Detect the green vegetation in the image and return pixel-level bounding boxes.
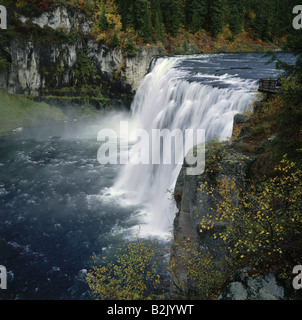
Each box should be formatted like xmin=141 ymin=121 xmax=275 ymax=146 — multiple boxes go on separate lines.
xmin=0 ymin=90 xmax=67 ymax=135
xmin=170 ymin=237 xmax=228 ymax=299
xmin=2 ymin=0 xmax=294 ymax=48
xmin=86 ymin=235 xmax=169 ymax=300
xmin=200 ymin=156 xmax=302 ymax=271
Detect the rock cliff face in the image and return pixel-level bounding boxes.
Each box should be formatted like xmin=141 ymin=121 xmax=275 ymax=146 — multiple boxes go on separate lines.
xmin=171 ymin=140 xmax=257 ymax=298
xmin=171 ymin=115 xmax=301 ymax=300
xmin=0 ymin=7 xmax=159 ymax=105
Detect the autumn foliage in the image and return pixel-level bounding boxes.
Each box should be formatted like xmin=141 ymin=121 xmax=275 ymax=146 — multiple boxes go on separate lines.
xmin=200 ymin=156 xmax=302 ymax=273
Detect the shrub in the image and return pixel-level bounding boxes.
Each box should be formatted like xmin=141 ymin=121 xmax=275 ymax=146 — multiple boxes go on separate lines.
xmin=199 ymin=155 xmax=302 ymax=274
xmin=170 ymin=237 xmax=228 ymax=299
xmin=124 ymin=36 xmax=137 ymax=57
xmin=86 ymin=236 xmax=169 ymax=300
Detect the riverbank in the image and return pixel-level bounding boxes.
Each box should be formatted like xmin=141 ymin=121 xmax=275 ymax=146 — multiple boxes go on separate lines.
xmin=150 ymin=29 xmax=282 ymax=56
xmin=0 ymin=90 xmax=67 ymax=136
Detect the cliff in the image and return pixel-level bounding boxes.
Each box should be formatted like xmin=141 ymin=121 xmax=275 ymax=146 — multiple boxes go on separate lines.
xmin=171 ymin=111 xmax=302 ymax=300
xmin=171 ymin=138 xmax=257 ymax=299
xmin=0 ymin=7 xmax=159 ymax=108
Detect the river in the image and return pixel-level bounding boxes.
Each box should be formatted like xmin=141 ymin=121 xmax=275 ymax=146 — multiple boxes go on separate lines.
xmin=0 ymin=52 xmax=294 ymax=300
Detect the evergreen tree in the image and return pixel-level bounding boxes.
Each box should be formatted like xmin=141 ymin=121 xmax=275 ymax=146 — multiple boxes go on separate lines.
xmin=154 ymin=10 xmax=165 ymax=41
xmin=161 ymin=0 xmax=185 ymax=36
xmin=270 ymin=30 xmax=302 ymax=161
xmin=275 ymin=0 xmax=292 ymax=36
xmin=125 ymin=36 xmax=137 ymax=57
xmin=151 ymin=0 xmax=165 ymax=41
xmin=252 ymin=0 xmax=279 ymax=41
xmin=229 ymin=4 xmax=242 ymax=36
xmin=111 ymin=32 xmax=119 ymax=47
xmin=102 ymin=0 xmax=293 ymax=45
xmin=100 ymin=2 xmax=108 ymax=31
xmin=208 ymin=0 xmax=227 ymax=38
xmin=188 ymin=0 xmax=207 ymax=34
xmin=151 ymin=0 xmax=162 ymax=24
xmin=118 ymin=0 xmax=135 ymax=31
xmin=134 ymin=0 xmax=152 ymax=42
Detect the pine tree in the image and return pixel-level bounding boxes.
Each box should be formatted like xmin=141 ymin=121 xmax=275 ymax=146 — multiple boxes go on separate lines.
xmin=229 ymin=4 xmax=242 ymax=36
xmin=100 ymin=2 xmax=108 ymax=31
xmin=209 ymin=0 xmax=227 ymax=38
xmin=111 ymin=31 xmax=119 ymax=47
xmin=252 ymin=0 xmax=283 ymax=41
xmin=161 ymin=0 xmax=185 ymax=36
xmin=125 ymin=36 xmax=137 ymax=57
xmin=151 ymin=0 xmax=165 ymax=41
xmin=118 ymin=0 xmax=135 ymax=31
xmin=189 ymin=0 xmax=207 ymax=34
xmin=134 ymin=0 xmax=152 ymax=42
xmin=154 ymin=10 xmax=165 ymax=41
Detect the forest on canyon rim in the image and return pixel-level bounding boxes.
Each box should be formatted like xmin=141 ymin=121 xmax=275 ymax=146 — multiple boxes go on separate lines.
xmin=0 ymin=0 xmax=297 ymax=52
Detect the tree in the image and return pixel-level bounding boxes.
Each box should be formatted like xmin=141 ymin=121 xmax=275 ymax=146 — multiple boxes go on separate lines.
xmin=133 ymin=0 xmax=152 ymax=42
xmin=161 ymin=0 xmax=185 ymax=36
xmin=86 ymin=236 xmax=168 ymax=300
xmin=229 ymin=4 xmax=242 ymax=36
xmin=125 ymin=36 xmax=137 ymax=57
xmin=154 ymin=9 xmax=165 ymax=41
xmin=252 ymin=0 xmax=279 ymax=41
xmin=99 ymin=2 xmax=108 ymax=31
xmin=151 ymin=0 xmax=165 ymax=41
xmin=199 ymin=156 xmax=302 ymax=272
xmin=188 ymin=0 xmax=207 ymax=34
xmin=118 ymin=0 xmax=132 ymax=30
xmin=270 ymin=30 xmax=302 ymax=161
xmin=208 ymin=0 xmax=227 ymax=38
xmin=111 ymin=31 xmax=119 ymax=47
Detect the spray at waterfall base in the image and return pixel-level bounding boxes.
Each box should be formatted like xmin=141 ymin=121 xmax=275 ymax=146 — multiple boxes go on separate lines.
xmin=97 ymin=121 xmax=205 ymax=176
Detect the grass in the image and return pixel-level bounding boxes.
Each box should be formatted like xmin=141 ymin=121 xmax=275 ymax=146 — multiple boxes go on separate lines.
xmin=0 ymin=90 xmax=67 ymax=136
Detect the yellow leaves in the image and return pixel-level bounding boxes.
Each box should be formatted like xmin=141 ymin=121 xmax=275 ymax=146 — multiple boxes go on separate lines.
xmin=86 ymin=235 xmax=168 ymax=300
xmin=198 ymin=154 xmax=302 ymax=268
xmin=106 ymin=12 xmax=122 ymax=32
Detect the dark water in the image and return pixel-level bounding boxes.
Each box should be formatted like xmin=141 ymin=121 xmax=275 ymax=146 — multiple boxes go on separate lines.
xmin=167 ymin=52 xmax=295 ymax=88
xmin=0 ymin=117 xmax=144 ymax=300
xmin=0 ymin=52 xmax=294 ymax=300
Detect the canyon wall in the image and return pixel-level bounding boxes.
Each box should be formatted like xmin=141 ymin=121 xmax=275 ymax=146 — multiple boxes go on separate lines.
xmin=0 ymin=7 xmax=159 ymax=106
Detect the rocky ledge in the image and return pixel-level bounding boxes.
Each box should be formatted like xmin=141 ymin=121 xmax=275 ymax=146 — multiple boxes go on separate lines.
xmin=0 ymin=7 xmax=159 ymax=107
xmin=171 ymin=113 xmax=302 ymax=300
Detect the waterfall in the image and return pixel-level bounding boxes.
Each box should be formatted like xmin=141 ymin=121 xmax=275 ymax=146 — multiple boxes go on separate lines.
xmin=110 ymin=55 xmax=257 ymax=237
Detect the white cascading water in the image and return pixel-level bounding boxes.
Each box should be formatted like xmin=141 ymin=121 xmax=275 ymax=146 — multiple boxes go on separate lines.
xmin=111 ymin=55 xmax=257 ymax=237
